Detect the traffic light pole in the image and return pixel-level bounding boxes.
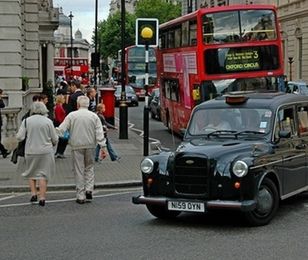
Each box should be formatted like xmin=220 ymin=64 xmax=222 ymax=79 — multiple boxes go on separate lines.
xmin=119 ymin=0 xmax=128 ymax=139
xmin=143 ymin=43 xmax=149 ymax=156
xmin=136 ymin=18 xmax=158 ymax=153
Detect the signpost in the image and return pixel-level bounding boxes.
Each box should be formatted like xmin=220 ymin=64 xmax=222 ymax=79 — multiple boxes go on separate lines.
xmin=136 ymin=18 xmax=158 ymax=156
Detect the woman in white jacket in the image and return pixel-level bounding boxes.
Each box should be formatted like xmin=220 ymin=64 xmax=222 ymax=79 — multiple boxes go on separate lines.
xmin=16 ymin=102 xmax=58 ymax=206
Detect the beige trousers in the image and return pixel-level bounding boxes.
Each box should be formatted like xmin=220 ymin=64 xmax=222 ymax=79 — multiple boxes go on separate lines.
xmin=71 ymin=148 xmax=95 ymax=200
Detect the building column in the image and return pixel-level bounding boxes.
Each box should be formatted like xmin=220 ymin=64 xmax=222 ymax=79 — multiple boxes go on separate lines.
xmin=47 ymin=42 xmax=55 ymax=85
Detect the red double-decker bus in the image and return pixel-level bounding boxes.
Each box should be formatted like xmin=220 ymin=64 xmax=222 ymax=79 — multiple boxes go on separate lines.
xmin=54 ymin=58 xmax=90 ymax=84
xmin=125 ymin=45 xmax=158 ymax=99
xmin=158 ymin=4 xmax=284 ymax=133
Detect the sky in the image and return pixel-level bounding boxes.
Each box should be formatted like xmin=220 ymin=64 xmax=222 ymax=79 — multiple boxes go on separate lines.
xmin=53 ymin=0 xmax=111 ymax=43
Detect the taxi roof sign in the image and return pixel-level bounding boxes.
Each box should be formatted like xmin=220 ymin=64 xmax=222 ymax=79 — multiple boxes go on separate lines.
xmin=225 ymin=95 xmax=249 ymax=104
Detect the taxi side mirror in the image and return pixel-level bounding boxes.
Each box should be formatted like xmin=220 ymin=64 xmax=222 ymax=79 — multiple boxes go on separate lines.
xmin=278 ymin=130 xmax=291 ymax=139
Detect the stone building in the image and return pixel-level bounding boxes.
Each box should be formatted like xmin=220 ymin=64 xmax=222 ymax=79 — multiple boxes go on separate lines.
xmin=109 ymin=0 xmax=137 ymax=15
xmin=54 ymin=9 xmax=90 ymax=83
xmin=0 ymin=0 xmax=59 ymax=149
xmin=109 ymin=0 xmax=181 ymax=15
xmin=182 ymin=0 xmax=308 ymax=82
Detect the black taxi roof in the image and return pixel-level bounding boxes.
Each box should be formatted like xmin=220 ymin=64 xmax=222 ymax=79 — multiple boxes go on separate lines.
xmin=196 ymin=92 xmax=308 ymax=110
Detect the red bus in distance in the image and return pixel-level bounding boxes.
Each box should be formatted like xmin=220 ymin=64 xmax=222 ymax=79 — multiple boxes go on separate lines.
xmin=157 ymin=4 xmax=284 ymax=134
xmin=125 ymin=45 xmax=158 ymax=99
xmin=54 ymin=57 xmax=90 ymax=85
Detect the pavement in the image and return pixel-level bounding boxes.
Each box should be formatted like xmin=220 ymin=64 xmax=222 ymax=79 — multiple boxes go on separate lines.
xmin=0 ymin=126 xmax=148 ymax=192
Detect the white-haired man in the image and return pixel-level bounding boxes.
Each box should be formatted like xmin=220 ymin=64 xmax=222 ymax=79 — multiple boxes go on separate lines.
xmin=56 ymin=95 xmax=106 ymax=204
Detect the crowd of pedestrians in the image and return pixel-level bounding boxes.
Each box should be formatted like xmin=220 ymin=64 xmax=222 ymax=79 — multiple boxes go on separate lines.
xmin=1 ymin=79 xmax=120 ymax=206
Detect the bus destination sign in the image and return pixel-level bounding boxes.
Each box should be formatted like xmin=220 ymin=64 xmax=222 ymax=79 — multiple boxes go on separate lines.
xmin=205 ymin=45 xmax=279 ymax=75
xmin=225 ymin=49 xmax=260 ymax=72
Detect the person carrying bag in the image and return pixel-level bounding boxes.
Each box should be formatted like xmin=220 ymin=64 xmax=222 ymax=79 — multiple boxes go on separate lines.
xmin=11 ymin=118 xmax=27 ymax=164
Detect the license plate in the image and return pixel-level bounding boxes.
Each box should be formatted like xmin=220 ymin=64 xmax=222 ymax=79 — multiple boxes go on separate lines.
xmin=167 ymin=200 xmax=205 ymax=213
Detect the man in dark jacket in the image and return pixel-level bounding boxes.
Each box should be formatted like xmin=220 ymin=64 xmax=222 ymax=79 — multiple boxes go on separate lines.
xmin=0 ymin=89 xmax=10 ymax=158
xmin=66 ymin=79 xmax=84 ymax=114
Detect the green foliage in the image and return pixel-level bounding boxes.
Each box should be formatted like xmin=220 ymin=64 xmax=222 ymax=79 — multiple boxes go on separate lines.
xmin=98 ymin=1 xmax=181 ymax=59
xmin=99 ymin=11 xmax=136 ymax=59
xmin=21 ymin=76 xmax=29 ymax=91
xmin=135 ymin=0 xmax=181 ymax=24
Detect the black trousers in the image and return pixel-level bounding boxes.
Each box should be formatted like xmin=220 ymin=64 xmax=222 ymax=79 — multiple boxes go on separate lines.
xmin=56 ymin=137 xmax=68 ymax=155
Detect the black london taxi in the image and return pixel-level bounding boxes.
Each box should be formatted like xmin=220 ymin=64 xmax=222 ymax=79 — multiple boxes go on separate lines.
xmin=133 ymin=92 xmax=308 ymax=226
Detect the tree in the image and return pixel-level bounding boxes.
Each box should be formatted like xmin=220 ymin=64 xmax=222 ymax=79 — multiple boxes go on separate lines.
xmin=135 ymin=0 xmax=181 ymax=24
xmin=98 ymin=1 xmax=181 ymax=59
xmin=99 ymin=11 xmax=136 ymax=59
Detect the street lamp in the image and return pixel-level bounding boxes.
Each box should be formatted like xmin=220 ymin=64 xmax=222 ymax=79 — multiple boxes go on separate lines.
xmin=119 ymin=0 xmax=128 ymax=139
xmin=94 ymin=0 xmax=98 ymax=85
xmin=69 ymin=11 xmax=74 ymax=78
xmin=288 ymin=57 xmax=294 ymax=81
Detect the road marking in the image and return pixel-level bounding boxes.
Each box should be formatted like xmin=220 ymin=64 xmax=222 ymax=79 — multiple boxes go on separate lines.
xmin=0 ymin=190 xmax=138 ymax=208
xmin=0 ymin=193 xmax=26 ymax=201
xmin=128 ymin=122 xmax=161 ymax=147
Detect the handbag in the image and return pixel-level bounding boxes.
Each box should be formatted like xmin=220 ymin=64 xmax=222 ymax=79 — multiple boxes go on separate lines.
xmin=15 ymin=139 xmax=26 ymax=157
xmin=15 ymin=118 xmax=27 ymax=157
xmin=11 ymin=119 xmax=27 ymax=164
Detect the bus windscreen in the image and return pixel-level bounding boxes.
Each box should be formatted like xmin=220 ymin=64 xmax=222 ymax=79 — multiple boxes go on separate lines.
xmin=203 ymin=10 xmax=276 ymax=43
xmin=204 ymin=45 xmax=280 ymax=74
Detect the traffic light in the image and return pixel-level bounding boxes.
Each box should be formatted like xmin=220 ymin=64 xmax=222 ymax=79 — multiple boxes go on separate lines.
xmin=91 ymin=52 xmax=100 ymax=68
xmin=136 ymin=18 xmax=159 ymax=47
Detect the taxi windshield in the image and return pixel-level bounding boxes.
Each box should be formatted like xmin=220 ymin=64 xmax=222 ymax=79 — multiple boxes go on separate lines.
xmin=188 ymin=108 xmax=272 ymax=136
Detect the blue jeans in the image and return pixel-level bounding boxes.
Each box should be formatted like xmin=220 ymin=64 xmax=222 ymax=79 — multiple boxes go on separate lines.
xmin=95 ymin=138 xmax=118 ymax=161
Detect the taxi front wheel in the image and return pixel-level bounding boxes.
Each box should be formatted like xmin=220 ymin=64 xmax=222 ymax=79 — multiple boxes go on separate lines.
xmin=244 ymin=178 xmax=279 ymax=226
xmin=146 ymin=204 xmax=181 ymax=219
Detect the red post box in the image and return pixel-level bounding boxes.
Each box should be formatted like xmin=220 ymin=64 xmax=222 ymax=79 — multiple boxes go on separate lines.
xmin=100 ymin=87 xmax=116 ymax=125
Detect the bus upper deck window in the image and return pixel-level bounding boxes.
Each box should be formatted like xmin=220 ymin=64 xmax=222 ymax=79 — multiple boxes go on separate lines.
xmin=203 ymin=15 xmax=214 ymax=43
xmin=189 ymin=21 xmax=197 ymax=46
xmin=168 ymin=30 xmax=175 ymax=48
xmin=182 ymin=21 xmax=189 ymax=46
xmin=241 ymin=10 xmax=276 ymax=41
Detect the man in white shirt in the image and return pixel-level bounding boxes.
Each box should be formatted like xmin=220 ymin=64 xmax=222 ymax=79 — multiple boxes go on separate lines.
xmin=56 ymin=96 xmax=106 ymax=204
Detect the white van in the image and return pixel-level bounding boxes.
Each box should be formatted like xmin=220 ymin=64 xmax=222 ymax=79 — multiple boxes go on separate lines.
xmin=287 ymin=81 xmax=308 ymax=95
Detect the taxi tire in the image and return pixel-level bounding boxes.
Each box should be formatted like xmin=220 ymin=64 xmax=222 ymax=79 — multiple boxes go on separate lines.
xmin=244 ymin=178 xmax=279 ymax=226
xmin=146 ymin=204 xmax=180 ymax=219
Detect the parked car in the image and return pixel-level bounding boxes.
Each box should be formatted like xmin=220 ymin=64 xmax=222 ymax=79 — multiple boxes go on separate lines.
xmin=133 ymin=92 xmax=308 ymax=226
xmin=114 ymin=85 xmax=138 ymax=107
xmin=149 ymin=89 xmax=161 ymax=120
xmin=286 ymin=81 xmax=308 ymax=95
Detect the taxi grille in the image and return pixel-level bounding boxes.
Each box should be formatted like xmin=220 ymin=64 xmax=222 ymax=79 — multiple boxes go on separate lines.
xmin=174 ymin=156 xmax=208 ymax=195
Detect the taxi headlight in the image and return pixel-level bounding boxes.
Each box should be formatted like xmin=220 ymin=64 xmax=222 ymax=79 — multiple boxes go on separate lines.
xmin=232 ymin=160 xmax=248 ymax=177
xmin=140 ymin=158 xmax=154 ymax=174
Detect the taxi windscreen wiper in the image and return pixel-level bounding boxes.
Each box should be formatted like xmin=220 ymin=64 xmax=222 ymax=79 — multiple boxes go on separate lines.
xmin=235 ymin=130 xmax=265 ymax=138
xmin=207 ymin=130 xmax=238 ymax=138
